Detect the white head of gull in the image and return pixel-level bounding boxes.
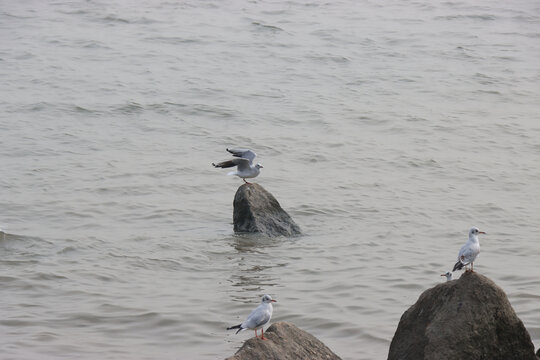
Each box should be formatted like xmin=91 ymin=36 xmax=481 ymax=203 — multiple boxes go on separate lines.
xmin=441 ymin=271 xmax=453 ymax=281
xmin=213 ymin=148 xmax=263 ymax=184
xmin=452 ymin=227 xmax=486 ymax=273
xmin=227 ymin=294 xmax=276 ymax=340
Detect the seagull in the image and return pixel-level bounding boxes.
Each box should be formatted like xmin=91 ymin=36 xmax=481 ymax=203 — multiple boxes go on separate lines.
xmin=452 ymin=227 xmax=486 ymax=272
xmin=212 ymin=148 xmax=263 ymax=184
xmin=227 ymin=294 xmax=276 ymax=340
xmin=441 ymin=271 xmax=453 ymax=281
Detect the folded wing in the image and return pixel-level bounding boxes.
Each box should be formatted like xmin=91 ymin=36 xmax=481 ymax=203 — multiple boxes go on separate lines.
xmin=243 ymin=305 xmax=271 ymax=329
xmin=457 ymin=242 xmax=479 ymax=265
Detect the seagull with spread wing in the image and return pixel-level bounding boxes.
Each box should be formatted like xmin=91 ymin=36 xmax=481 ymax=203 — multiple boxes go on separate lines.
xmin=212 ymin=148 xmax=263 ymax=184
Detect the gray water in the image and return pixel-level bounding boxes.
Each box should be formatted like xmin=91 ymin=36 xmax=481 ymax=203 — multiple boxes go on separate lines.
xmin=1 ymin=1 xmax=540 ymax=359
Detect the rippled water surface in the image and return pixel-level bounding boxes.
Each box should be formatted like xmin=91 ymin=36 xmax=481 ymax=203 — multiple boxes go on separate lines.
xmin=1 ymin=1 xmax=540 ymax=359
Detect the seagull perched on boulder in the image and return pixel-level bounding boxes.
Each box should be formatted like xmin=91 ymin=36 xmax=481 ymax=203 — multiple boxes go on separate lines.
xmin=212 ymin=148 xmax=263 ymax=184
xmin=452 ymin=227 xmax=486 ymax=272
xmin=227 ymin=294 xmax=276 ymax=340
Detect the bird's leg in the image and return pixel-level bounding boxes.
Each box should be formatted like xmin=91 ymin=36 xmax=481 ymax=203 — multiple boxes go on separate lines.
xmin=243 ymin=178 xmax=251 ymax=184
xmin=254 ymin=329 xmax=258 ymax=338
xmin=471 ymin=262 xmax=474 ymax=272
xmin=260 ymin=328 xmax=268 ymax=340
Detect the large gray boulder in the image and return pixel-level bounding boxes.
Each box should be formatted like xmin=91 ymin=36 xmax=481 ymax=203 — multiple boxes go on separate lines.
xmin=233 ymin=183 xmax=301 ymax=237
xmin=388 ymin=271 xmax=537 ymax=360
xmin=225 ymin=321 xmax=341 ymax=360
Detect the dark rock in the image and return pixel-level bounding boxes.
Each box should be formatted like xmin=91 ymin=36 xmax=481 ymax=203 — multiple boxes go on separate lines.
xmin=388 ymin=271 xmax=537 ymax=360
xmin=225 ymin=321 xmax=341 ymax=360
xmin=233 ymin=183 xmax=301 ymax=237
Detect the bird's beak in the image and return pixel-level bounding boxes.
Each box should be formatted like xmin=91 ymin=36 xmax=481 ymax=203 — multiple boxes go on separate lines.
xmin=440 ymin=274 xmax=446 ymax=276
xmin=271 ymin=299 xmax=277 ymax=302
xmin=479 ymin=231 xmax=486 ymax=234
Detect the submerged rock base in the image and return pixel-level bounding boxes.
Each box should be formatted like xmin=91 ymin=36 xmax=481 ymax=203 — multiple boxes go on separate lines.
xmin=233 ymin=183 xmax=301 ymax=237
xmin=225 ymin=321 xmax=341 ymax=360
xmin=388 ymin=271 xmax=537 ymax=360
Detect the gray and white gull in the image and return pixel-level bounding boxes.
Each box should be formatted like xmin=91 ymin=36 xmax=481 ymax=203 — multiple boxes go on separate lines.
xmin=452 ymin=227 xmax=486 ymax=272
xmin=227 ymin=294 xmax=276 ymax=340
xmin=213 ymin=148 xmax=263 ymax=184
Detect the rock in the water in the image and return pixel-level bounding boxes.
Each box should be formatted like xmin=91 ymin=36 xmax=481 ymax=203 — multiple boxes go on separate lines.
xmin=225 ymin=321 xmax=341 ymax=360
xmin=233 ymin=183 xmax=301 ymax=237
xmin=388 ymin=271 xmax=537 ymax=360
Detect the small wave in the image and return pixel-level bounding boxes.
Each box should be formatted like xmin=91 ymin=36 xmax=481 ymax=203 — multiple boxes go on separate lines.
xmin=473 ymin=89 xmax=503 ymax=95
xmin=72 ymin=105 xmax=98 ymax=114
xmin=31 ymin=272 xmax=69 ymax=281
xmin=113 ymin=102 xmax=144 ymax=114
xmin=189 ymin=104 xmax=240 ymax=118
xmin=307 ymin=53 xmax=351 ymax=64
xmin=435 ymin=14 xmax=496 ymax=21
xmin=0 ymin=319 xmax=34 ymax=327
xmin=31 ymin=331 xmax=59 ymax=342
xmin=57 ymin=246 xmax=78 ymax=254
xmin=511 ymin=292 xmax=540 ymax=300
xmin=251 ymin=21 xmax=284 ymax=32
xmin=143 ymin=36 xmax=198 ymax=44
xmin=102 ymin=15 xmax=130 ymax=24
xmin=407 ymin=158 xmax=441 ymax=169
xmin=0 ymin=275 xmax=19 ymax=283
xmin=73 ymin=39 xmax=111 ymax=50
xmin=0 ymin=259 xmax=40 ymax=266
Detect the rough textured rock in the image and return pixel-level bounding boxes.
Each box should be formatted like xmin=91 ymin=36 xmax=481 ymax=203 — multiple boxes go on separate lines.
xmin=388 ymin=271 xmax=537 ymax=360
xmin=225 ymin=321 xmax=341 ymax=360
xmin=233 ymin=183 xmax=301 ymax=237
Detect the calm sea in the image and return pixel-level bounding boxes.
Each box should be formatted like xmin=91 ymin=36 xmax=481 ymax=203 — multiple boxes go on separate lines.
xmin=1 ymin=0 xmax=539 ymax=359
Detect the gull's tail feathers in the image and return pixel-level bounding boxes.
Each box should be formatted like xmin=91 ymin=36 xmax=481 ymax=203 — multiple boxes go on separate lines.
xmin=226 ymin=324 xmax=243 ymax=334
xmin=452 ymin=261 xmax=464 ymax=272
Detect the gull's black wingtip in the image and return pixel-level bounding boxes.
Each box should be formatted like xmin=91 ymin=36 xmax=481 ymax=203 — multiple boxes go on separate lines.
xmin=452 ymin=261 xmax=463 ymax=272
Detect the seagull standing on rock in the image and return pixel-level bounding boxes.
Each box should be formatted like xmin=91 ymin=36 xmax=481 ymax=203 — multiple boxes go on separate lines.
xmin=452 ymin=227 xmax=486 ymax=272
xmin=212 ymin=148 xmax=263 ymax=184
xmin=227 ymin=294 xmax=276 ymax=340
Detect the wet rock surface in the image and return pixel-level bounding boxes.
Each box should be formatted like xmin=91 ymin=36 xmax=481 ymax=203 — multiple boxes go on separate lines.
xmin=388 ymin=271 xmax=537 ymax=360
xmin=225 ymin=321 xmax=341 ymax=360
xmin=233 ymin=183 xmax=301 ymax=237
